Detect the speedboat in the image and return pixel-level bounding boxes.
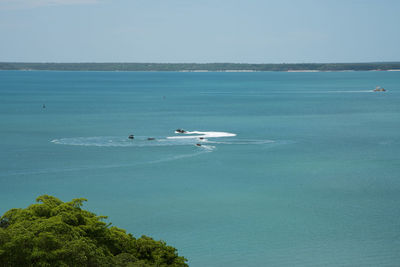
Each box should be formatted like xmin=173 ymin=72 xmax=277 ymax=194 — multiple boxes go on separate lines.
xmin=373 ymin=86 xmax=386 ymax=92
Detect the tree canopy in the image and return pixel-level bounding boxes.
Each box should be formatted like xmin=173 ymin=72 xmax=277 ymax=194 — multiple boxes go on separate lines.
xmin=0 ymin=195 xmax=188 ymax=267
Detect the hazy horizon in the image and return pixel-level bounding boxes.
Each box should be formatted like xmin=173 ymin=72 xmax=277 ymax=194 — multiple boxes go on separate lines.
xmin=2 ymin=61 xmax=400 ymax=64
xmin=1 ymin=0 xmax=399 ymax=63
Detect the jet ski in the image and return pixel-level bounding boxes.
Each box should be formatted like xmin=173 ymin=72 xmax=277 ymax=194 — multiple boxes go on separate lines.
xmin=175 ymin=129 xmax=187 ymax=134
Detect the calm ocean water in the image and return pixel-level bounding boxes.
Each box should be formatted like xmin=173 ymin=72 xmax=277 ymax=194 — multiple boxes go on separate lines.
xmin=1 ymin=70 xmax=400 ymax=266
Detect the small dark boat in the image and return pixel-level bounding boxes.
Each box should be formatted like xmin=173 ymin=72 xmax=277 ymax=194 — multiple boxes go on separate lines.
xmin=175 ymin=129 xmax=186 ymax=134
xmin=147 ymin=137 xmax=155 ymax=141
xmin=199 ymin=137 xmax=205 ymax=140
xmin=128 ymin=135 xmax=134 ymax=139
xmin=196 ymin=143 xmax=202 ymax=147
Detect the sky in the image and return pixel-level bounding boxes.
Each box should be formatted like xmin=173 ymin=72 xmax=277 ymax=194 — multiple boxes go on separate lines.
xmin=0 ymin=0 xmax=399 ymax=63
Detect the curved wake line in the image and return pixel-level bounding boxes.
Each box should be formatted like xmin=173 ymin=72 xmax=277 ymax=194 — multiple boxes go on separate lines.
xmin=51 ymin=132 xmax=277 ymax=149
xmin=50 ymin=137 xmax=170 ymax=147
xmin=50 ymin=130 xmax=279 ymax=153
xmin=15 ymin=130 xmax=284 ymax=177
xmin=0 ymin=150 xmax=211 ymax=177
xmin=50 ymin=136 xmax=218 ymax=148
xmin=51 ymin=131 xmax=237 ymax=147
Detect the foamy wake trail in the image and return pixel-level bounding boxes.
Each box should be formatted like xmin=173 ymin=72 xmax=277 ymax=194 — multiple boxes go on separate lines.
xmin=167 ymin=131 xmax=236 ymax=139
xmin=44 ymin=130 xmax=283 ymax=170
xmin=198 ymin=145 xmax=215 ymax=151
xmin=51 ymin=131 xmax=279 ymax=149
xmin=325 ymin=90 xmax=374 ymax=93
xmin=51 ymin=130 xmax=280 ymax=153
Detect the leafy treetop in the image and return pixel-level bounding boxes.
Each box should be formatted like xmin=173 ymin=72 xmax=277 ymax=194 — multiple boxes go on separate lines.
xmin=0 ymin=195 xmax=188 ymax=267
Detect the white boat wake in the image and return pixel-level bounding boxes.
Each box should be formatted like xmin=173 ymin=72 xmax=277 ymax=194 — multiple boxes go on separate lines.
xmin=50 ymin=130 xmax=279 ymax=166
xmin=5 ymin=133 xmax=286 ymax=177
xmin=167 ymin=131 xmax=236 ymax=140
xmin=51 ymin=130 xmax=277 ymax=148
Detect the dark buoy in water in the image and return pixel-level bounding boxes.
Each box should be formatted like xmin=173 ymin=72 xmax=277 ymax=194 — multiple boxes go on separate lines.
xmin=128 ymin=134 xmax=134 ymax=139
xmin=196 ymin=143 xmax=202 ymax=147
xmin=42 ymin=104 xmax=46 ymax=109
xmin=147 ymin=137 xmax=155 ymax=141
xmin=199 ymin=137 xmax=204 ymax=140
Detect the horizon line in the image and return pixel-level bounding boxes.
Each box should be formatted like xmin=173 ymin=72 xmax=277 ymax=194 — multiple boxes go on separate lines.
xmin=1 ymin=61 xmax=400 ymax=65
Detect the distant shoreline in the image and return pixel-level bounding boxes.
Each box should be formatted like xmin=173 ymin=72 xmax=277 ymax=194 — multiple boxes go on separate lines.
xmin=2 ymin=69 xmax=400 ymax=73
xmin=1 ymin=62 xmax=400 ymax=72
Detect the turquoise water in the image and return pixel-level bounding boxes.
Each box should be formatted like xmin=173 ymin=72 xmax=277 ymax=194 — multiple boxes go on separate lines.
xmin=1 ymin=71 xmax=400 ymax=266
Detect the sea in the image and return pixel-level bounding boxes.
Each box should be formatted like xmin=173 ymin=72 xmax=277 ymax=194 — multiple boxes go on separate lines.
xmin=0 ymin=70 xmax=399 ymax=266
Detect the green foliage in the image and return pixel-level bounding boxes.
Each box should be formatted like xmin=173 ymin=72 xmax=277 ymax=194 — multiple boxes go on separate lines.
xmin=0 ymin=195 xmax=188 ymax=267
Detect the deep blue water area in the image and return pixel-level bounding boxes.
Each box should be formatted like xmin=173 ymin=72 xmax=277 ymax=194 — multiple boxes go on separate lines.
xmin=1 ymin=71 xmax=400 ymax=266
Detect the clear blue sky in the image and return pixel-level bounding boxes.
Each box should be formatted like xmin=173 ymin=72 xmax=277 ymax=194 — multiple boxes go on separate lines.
xmin=0 ymin=0 xmax=399 ymax=63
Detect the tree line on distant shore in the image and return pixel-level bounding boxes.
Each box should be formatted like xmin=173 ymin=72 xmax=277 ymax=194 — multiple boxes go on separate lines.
xmin=1 ymin=62 xmax=400 ymax=72
xmin=0 ymin=195 xmax=188 ymax=267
